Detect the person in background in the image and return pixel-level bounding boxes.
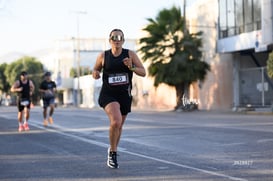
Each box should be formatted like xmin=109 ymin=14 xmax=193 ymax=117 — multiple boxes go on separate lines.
xmin=11 ymin=71 xmax=35 ymax=132
xmin=92 ymin=29 xmax=146 ymax=168
xmin=39 ymin=72 xmax=57 ymax=126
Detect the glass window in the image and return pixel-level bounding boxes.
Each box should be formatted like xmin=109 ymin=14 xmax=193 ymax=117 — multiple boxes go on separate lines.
xmin=244 ymin=0 xmax=253 ymax=32
xmin=218 ymin=0 xmax=261 ymax=39
xmin=219 ymin=0 xmax=227 ymax=38
xmin=235 ymin=0 xmax=244 ymax=34
xmin=253 ymin=0 xmax=261 ymax=30
xmin=227 ymin=1 xmax=235 ymax=36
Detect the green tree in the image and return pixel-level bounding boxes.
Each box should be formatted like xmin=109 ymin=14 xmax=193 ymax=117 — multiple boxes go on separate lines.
xmin=70 ymin=66 xmax=91 ymax=78
xmin=70 ymin=68 xmax=77 ymax=78
xmin=0 ymin=63 xmax=10 ymax=93
xmin=5 ymin=56 xmax=44 ymax=104
xmin=267 ymin=51 xmax=273 ymax=78
xmin=138 ymin=6 xmax=210 ymax=109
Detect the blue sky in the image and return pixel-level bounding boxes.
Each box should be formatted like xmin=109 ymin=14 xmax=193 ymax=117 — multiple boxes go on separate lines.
xmin=0 ymin=0 xmax=191 ymax=56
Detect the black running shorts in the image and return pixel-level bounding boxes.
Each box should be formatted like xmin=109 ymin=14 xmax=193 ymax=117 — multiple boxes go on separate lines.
xmin=98 ymin=91 xmax=132 ymax=115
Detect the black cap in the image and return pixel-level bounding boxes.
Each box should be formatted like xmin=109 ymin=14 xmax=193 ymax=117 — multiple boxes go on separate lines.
xmin=44 ymin=71 xmax=51 ymax=77
xmin=20 ymin=71 xmax=28 ymax=76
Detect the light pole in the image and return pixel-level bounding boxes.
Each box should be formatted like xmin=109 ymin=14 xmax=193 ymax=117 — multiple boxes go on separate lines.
xmin=183 ymin=0 xmax=188 ymax=97
xmin=73 ymin=10 xmax=87 ymax=106
xmin=183 ymin=0 xmax=187 ymax=34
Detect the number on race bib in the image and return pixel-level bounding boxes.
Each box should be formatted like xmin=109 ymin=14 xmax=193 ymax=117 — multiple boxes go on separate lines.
xmin=108 ymin=73 xmax=129 ymax=85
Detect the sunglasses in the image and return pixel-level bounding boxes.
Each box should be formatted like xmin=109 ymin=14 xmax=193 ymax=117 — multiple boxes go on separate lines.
xmin=110 ymin=35 xmax=123 ymax=41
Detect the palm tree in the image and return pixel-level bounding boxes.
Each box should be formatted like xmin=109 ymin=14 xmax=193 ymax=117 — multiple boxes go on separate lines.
xmin=267 ymin=51 xmax=273 ymax=78
xmin=138 ymin=6 xmax=210 ymax=109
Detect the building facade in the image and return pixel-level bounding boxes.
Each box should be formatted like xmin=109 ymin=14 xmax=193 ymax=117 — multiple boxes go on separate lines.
xmin=187 ymin=0 xmax=273 ymax=110
xmin=218 ymin=0 xmax=273 ymax=108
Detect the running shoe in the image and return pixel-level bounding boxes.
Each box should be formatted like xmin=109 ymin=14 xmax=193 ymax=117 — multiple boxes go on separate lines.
xmin=108 ymin=147 xmax=120 ymax=156
xmin=48 ymin=117 xmax=54 ymax=124
xmin=18 ymin=125 xmax=24 ymax=132
xmin=43 ymin=119 xmax=48 ymax=127
xmin=23 ymin=122 xmax=30 ymax=131
xmin=107 ymin=150 xmax=119 ymax=169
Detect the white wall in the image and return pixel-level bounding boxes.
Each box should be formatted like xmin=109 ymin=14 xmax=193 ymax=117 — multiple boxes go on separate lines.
xmin=217 ymin=31 xmax=261 ymax=53
xmin=74 ymin=75 xmax=102 ymax=108
xmin=187 ymin=0 xmax=234 ymax=110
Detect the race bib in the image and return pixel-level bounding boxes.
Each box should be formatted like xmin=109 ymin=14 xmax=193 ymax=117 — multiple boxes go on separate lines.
xmin=20 ymin=100 xmax=30 ymax=106
xmin=108 ymin=73 xmax=129 ymax=86
xmin=44 ymin=91 xmax=54 ymax=99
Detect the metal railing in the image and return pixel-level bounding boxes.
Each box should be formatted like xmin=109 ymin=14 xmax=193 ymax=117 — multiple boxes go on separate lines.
xmin=239 ymin=67 xmax=273 ymax=107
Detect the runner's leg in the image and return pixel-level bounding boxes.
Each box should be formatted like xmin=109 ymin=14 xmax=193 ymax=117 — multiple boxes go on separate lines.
xmin=117 ymin=115 xmax=126 ymax=146
xmin=104 ymin=102 xmax=122 ymax=152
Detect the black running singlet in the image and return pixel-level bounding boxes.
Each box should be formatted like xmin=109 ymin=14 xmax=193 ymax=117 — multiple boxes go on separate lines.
xmin=102 ymin=48 xmax=133 ymax=94
xmin=18 ymin=80 xmax=30 ymax=99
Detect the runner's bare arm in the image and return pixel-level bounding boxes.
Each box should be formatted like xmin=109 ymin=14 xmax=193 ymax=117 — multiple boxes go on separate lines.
xmin=128 ymin=50 xmax=146 ymax=77
xmin=29 ymin=80 xmax=35 ymax=96
xmin=92 ymin=52 xmax=104 ymax=79
xmin=10 ymin=81 xmax=22 ymax=92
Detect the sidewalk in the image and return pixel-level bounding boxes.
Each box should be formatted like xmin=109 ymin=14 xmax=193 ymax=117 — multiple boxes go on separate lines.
xmin=234 ymin=106 xmax=273 ymax=115
xmin=1 ymin=104 xmax=273 ymax=116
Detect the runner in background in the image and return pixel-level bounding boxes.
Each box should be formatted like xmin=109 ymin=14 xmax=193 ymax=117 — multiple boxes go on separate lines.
xmin=10 ymin=71 xmax=35 ymax=132
xmin=39 ymin=72 xmax=57 ymax=127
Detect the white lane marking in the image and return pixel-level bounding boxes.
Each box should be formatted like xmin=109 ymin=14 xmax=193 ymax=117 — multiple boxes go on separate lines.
xmin=29 ymin=122 xmax=247 ymax=181
xmin=121 ymin=150 xmax=247 ymax=181
xmin=257 ymin=138 xmax=273 ymax=143
xmin=0 ymin=114 xmax=14 ymax=120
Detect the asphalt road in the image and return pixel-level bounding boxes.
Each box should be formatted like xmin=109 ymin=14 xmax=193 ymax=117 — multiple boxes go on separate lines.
xmin=0 ymin=106 xmax=273 ymax=181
